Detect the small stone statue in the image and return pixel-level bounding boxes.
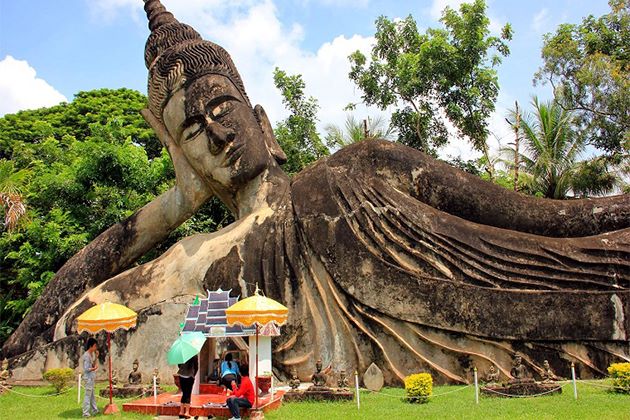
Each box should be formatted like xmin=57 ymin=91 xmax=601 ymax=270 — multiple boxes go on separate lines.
xmin=311 ymin=359 xmax=327 ymax=387
xmin=128 ymin=359 xmax=142 ymax=385
xmin=540 ymin=360 xmax=558 ymax=382
xmin=509 ymin=355 xmax=529 ymax=382
xmin=152 ymin=368 xmax=161 ymax=385
xmin=288 ymin=368 xmax=301 ymax=390
xmin=485 ymin=365 xmax=500 ymax=384
xmin=337 ymin=369 xmax=349 ymax=389
xmin=111 ymin=369 xmax=119 ymax=387
xmin=0 ymin=358 xmax=12 ymax=393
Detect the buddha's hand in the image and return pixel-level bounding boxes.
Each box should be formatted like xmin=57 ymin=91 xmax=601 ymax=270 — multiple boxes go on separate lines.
xmin=141 ymin=109 xmax=213 ymax=208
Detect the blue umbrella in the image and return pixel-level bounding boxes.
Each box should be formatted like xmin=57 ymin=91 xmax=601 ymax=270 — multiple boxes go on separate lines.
xmin=166 ymin=331 xmax=205 ymax=365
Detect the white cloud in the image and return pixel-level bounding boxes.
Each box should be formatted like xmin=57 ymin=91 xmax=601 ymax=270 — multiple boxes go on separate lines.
xmin=532 ymin=8 xmax=550 ymax=33
xmin=0 ymin=56 xmax=67 ymax=117
xmin=429 ymin=0 xmax=467 ymax=20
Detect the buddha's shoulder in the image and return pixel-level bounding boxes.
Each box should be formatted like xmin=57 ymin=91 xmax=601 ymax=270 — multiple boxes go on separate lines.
xmin=293 ymin=139 xmax=429 ymax=184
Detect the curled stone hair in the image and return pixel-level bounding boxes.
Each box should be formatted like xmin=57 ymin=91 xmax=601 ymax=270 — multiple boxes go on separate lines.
xmin=143 ymin=0 xmax=251 ymax=121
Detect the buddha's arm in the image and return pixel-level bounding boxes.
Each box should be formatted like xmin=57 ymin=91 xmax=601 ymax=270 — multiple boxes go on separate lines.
xmin=339 ymin=140 xmax=629 ymax=237
xmin=2 ymin=110 xmax=213 ymax=357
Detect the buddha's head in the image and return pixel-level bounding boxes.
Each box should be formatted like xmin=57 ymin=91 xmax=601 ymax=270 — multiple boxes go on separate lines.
xmin=143 ymin=0 xmax=286 ymax=197
xmin=133 ymin=359 xmax=139 ymax=371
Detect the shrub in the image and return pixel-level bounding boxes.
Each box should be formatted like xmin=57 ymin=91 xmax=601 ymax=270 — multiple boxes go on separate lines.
xmin=608 ymin=362 xmax=630 ymax=394
xmin=404 ymin=373 xmax=432 ymax=403
xmin=43 ymin=368 xmax=75 ymax=393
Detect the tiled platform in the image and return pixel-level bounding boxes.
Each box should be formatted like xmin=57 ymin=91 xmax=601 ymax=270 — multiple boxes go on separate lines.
xmin=122 ymin=389 xmax=285 ymax=417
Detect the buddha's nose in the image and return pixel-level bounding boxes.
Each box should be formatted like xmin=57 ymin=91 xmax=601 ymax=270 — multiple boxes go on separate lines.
xmin=205 ymin=119 xmax=235 ymax=155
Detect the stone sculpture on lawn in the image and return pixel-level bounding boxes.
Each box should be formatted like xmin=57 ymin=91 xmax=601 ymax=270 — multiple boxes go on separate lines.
xmin=3 ymin=0 xmax=629 ymax=386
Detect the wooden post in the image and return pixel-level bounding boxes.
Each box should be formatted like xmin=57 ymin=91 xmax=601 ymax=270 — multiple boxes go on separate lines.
xmin=103 ymin=331 xmax=119 ymax=414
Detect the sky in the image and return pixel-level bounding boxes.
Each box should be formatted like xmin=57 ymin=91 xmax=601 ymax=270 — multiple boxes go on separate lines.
xmin=0 ymin=0 xmax=612 ymax=160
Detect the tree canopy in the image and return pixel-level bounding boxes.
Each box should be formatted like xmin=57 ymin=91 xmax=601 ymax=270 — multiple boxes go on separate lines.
xmin=535 ymin=0 xmax=629 ymax=155
xmin=348 ymin=0 xmax=512 ymax=158
xmin=272 ymin=68 xmax=329 ymax=175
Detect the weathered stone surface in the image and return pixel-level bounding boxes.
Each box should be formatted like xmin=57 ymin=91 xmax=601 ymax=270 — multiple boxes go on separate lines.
xmin=363 ymin=363 xmax=384 ymax=392
xmin=3 ymin=0 xmax=629 ymax=387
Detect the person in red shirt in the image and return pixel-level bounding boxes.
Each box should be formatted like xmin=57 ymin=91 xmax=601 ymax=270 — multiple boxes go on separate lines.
xmin=227 ymin=363 xmax=255 ymax=420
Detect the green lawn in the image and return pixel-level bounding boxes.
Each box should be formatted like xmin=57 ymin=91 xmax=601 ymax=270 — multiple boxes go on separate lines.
xmin=1 ymin=381 xmax=628 ymax=419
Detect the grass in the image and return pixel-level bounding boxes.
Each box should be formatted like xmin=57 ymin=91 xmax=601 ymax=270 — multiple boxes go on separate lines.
xmin=1 ymin=381 xmax=628 ymax=419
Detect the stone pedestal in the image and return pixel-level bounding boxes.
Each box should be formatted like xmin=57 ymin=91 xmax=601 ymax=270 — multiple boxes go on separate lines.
xmin=99 ymin=385 xmax=154 ymax=398
xmin=283 ymin=388 xmax=354 ymax=402
xmin=481 ymin=380 xmax=562 ymax=397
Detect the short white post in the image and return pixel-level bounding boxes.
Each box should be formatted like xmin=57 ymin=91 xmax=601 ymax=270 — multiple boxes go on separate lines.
xmin=153 ymin=375 xmax=157 ymax=403
xmin=77 ymin=373 xmax=81 ymax=403
xmin=473 ymin=367 xmax=479 ymax=404
xmin=571 ymin=363 xmax=578 ymax=400
xmin=270 ymin=375 xmax=274 ymax=400
xmin=355 ymin=370 xmax=360 ymax=410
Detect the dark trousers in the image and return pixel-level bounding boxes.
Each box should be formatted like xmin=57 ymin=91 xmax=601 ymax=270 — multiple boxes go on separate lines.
xmin=227 ymin=397 xmax=252 ymax=418
xmin=179 ymin=376 xmax=195 ymax=404
xmin=221 ymin=373 xmax=237 ymax=389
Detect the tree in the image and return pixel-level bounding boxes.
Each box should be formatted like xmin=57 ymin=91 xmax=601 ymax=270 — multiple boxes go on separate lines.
xmin=535 ymin=0 xmax=629 ymax=155
xmin=501 ymin=97 xmax=618 ymax=199
xmin=272 ymin=68 xmax=329 ymax=175
xmin=325 ymin=114 xmax=395 ymax=149
xmin=348 ymin=0 xmax=512 ymax=163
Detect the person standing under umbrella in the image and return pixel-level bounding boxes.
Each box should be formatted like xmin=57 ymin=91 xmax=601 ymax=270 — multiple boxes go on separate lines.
xmin=82 ymin=337 xmax=99 ymax=417
xmin=177 ymin=354 xmax=198 ymax=419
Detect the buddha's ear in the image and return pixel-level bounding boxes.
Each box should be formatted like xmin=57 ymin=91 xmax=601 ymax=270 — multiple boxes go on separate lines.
xmin=254 ymin=104 xmax=287 ymax=164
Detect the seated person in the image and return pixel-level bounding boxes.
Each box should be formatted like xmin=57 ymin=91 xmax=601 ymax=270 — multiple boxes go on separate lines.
xmin=206 ymin=358 xmax=221 ymax=383
xmin=226 ymin=364 xmax=254 ymax=420
xmin=220 ymin=353 xmax=239 ymax=389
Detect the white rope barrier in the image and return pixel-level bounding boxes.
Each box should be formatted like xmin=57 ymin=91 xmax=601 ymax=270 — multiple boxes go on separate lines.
xmin=366 ymin=384 xmax=472 ymax=399
xmin=0 ymin=383 xmax=74 ymax=398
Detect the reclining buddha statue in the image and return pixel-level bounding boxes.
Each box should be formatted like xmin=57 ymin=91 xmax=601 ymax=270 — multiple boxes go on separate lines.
xmin=3 ymin=0 xmax=628 ymax=384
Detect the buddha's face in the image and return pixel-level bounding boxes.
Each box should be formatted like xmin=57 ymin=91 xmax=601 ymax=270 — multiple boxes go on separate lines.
xmin=163 ymin=74 xmax=272 ymax=192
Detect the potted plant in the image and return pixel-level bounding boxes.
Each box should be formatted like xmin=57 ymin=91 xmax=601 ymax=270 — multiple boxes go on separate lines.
xmin=256 ymin=371 xmax=272 ymax=395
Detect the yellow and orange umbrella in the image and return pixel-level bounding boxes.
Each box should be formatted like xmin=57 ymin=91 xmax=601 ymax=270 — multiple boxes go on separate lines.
xmin=77 ymin=302 xmax=137 ymax=415
xmin=226 ymin=285 xmax=288 ymax=409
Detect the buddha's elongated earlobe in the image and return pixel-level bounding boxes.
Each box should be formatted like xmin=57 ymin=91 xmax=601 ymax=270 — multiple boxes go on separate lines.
xmin=254 ymin=105 xmax=287 ymax=164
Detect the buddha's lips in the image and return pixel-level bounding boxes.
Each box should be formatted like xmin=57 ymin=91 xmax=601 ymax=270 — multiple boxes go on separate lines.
xmin=225 ymin=142 xmax=244 ymax=165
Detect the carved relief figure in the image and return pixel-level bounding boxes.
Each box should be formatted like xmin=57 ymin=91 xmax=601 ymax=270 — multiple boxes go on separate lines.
xmin=288 ymin=368 xmax=301 ymax=390
xmin=337 ymin=369 xmax=349 ymax=389
xmin=311 ymin=360 xmax=328 ymax=388
xmin=485 ymin=365 xmax=500 ymax=384
xmin=510 ymin=356 xmax=529 ymax=382
xmin=128 ymin=359 xmax=142 ymax=385
xmin=3 ymin=0 xmax=629 ymax=386
xmin=540 ymin=360 xmax=558 ymax=383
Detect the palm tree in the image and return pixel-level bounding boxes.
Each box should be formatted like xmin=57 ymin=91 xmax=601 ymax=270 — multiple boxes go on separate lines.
xmin=325 ymin=114 xmax=395 ymax=149
xmin=0 ymin=159 xmax=28 ymax=231
xmin=501 ymin=97 xmax=618 ymax=199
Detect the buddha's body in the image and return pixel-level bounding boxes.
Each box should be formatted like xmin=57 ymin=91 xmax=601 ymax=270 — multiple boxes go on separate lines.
xmin=3 ymin=0 xmax=629 ymax=385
